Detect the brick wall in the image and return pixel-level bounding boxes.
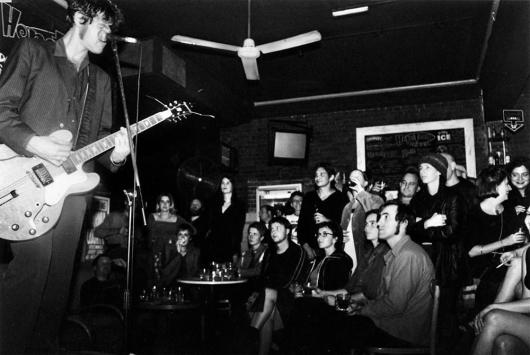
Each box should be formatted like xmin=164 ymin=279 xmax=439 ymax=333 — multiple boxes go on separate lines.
xmin=221 ymin=97 xmax=487 ymax=213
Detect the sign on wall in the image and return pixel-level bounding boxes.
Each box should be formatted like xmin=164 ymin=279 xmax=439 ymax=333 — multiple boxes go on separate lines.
xmin=0 ymin=2 xmax=64 ymax=74
xmin=356 ymin=118 xmax=476 ymax=189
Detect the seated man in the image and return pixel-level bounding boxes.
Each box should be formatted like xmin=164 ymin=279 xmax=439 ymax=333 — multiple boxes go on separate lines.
xmin=159 ymin=224 xmax=201 ymax=286
xmin=94 ymin=197 xmax=130 ymax=261
xmin=334 ymin=202 xmax=435 ymax=350
xmin=249 ymin=216 xmax=308 ymax=355
xmin=239 ymin=222 xmax=268 ymax=280
xmin=80 ymin=254 xmax=124 ymax=309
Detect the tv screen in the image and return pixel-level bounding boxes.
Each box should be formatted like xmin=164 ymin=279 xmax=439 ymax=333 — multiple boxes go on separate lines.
xmin=273 ymin=131 xmax=307 ymax=159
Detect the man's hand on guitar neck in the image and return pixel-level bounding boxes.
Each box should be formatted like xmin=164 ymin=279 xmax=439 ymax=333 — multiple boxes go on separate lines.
xmin=26 ymin=133 xmax=72 ymax=166
xmin=109 ymin=127 xmax=131 ymax=165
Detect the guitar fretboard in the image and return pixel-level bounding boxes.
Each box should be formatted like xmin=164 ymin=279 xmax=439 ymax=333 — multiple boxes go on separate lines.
xmin=68 ymin=108 xmax=175 ymax=166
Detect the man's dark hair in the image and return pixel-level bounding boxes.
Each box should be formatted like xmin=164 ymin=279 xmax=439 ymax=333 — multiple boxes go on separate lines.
xmin=176 ymin=223 xmax=195 ymax=237
xmin=289 ymin=191 xmax=303 ymax=201
xmin=477 ymin=166 xmax=508 ymax=201
xmin=316 ymin=221 xmax=344 ymax=251
xmin=270 ymin=216 xmax=292 ymax=232
xmin=92 ymin=253 xmax=111 ymax=267
xmin=402 ymin=166 xmax=420 ymax=181
xmin=261 ymin=205 xmax=274 ymax=214
xmin=382 ymin=201 xmax=415 ymax=230
xmin=66 ymin=0 xmax=123 ymax=28
xmin=248 ymin=221 xmax=268 ymax=238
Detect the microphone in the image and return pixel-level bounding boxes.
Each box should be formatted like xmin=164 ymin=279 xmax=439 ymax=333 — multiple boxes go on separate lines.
xmin=107 ymin=34 xmax=139 ymax=44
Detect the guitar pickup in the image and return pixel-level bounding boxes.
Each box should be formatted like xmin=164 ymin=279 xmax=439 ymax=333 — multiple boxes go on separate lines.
xmin=32 ymin=163 xmax=53 ymax=186
xmin=0 ymin=190 xmax=18 ymax=207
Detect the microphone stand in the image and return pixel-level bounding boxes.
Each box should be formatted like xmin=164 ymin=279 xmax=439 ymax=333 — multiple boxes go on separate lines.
xmin=110 ymin=39 xmax=146 ymax=353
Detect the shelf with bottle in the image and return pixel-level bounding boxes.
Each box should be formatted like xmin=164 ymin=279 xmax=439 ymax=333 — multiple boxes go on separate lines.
xmin=486 ymin=122 xmax=510 ymax=166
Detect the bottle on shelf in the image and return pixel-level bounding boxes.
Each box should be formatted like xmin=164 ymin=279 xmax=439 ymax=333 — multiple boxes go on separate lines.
xmin=495 ymin=151 xmax=502 ymax=166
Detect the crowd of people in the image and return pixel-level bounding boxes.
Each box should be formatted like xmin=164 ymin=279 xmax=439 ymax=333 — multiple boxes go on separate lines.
xmin=89 ymin=153 xmax=530 ymax=354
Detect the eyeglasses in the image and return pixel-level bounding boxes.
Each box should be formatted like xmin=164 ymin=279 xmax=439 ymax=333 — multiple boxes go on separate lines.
xmin=317 ymin=232 xmax=334 ymax=237
xmin=400 ymin=180 xmax=417 ymax=187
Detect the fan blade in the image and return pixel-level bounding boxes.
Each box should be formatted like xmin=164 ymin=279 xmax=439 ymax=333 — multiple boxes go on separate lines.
xmin=240 ymin=57 xmax=260 ymax=80
xmin=52 ymin=0 xmax=68 ymax=8
xmin=171 ymin=35 xmax=240 ymax=52
xmin=257 ymin=30 xmax=322 ymax=54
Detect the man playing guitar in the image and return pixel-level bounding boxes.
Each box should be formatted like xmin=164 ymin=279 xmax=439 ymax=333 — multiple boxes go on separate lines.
xmin=0 ymin=0 xmax=131 ymax=352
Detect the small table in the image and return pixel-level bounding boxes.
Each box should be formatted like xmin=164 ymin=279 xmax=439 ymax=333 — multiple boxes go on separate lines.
xmin=177 ymin=278 xmax=248 ymax=342
xmin=136 ymin=301 xmax=200 ymax=311
xmin=178 ymin=278 xmax=248 ymax=286
xmin=134 ymin=301 xmax=202 ymax=352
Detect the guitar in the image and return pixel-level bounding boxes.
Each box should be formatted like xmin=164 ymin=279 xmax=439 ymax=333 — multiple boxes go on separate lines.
xmin=0 ymin=101 xmax=191 ymax=241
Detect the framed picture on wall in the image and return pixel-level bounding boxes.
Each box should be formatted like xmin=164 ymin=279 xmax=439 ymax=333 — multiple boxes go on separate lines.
xmin=356 ymin=118 xmax=476 ymax=190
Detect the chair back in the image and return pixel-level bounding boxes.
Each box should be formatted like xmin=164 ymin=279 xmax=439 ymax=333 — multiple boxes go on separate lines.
xmin=430 ymin=282 xmax=441 ymax=355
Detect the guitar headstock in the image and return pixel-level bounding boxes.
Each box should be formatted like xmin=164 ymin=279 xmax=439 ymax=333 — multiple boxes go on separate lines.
xmin=167 ymin=101 xmax=193 ymax=122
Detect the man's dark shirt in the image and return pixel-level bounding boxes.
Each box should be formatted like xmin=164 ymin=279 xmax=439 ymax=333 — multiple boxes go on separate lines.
xmin=0 ymin=38 xmax=114 ymax=171
xmin=80 ymin=277 xmax=123 ymax=309
xmin=263 ymin=241 xmax=307 ymax=290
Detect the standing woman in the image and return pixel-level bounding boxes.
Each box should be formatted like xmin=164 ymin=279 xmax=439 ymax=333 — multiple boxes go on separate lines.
xmin=410 ymin=153 xmax=466 ymax=339
xmin=206 ymin=175 xmax=246 ymax=264
xmin=467 ymin=166 xmax=526 ymax=311
xmin=147 ymin=193 xmax=188 ymax=284
xmin=298 ymin=163 xmax=349 ymax=260
xmin=504 ymin=157 xmax=530 ymax=236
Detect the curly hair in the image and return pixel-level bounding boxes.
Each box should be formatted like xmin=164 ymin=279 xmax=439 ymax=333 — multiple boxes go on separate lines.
xmin=66 ymin=0 xmax=123 ymax=29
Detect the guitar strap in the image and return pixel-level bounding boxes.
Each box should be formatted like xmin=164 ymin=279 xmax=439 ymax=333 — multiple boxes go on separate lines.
xmin=73 ymin=64 xmax=96 ymax=149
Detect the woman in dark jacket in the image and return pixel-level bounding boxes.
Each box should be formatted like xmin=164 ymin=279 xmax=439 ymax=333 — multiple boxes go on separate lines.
xmin=305 ymin=221 xmax=352 ymax=291
xmin=289 ymin=221 xmax=352 ymax=354
xmin=410 ymin=153 xmax=467 ymax=288
xmin=205 ymin=175 xmax=246 ymax=264
xmin=410 ymin=153 xmax=466 ymax=342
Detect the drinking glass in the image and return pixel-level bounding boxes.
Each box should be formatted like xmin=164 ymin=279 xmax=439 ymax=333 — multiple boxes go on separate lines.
xmin=335 ymin=293 xmax=351 ymax=312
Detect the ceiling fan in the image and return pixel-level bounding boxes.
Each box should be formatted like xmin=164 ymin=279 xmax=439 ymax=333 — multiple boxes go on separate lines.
xmin=171 ymin=0 xmax=321 ymax=80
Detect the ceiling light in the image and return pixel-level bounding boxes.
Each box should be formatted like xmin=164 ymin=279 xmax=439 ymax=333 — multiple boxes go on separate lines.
xmin=332 ymin=6 xmax=369 ymax=17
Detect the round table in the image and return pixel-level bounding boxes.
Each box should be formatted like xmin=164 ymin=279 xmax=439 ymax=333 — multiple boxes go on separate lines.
xmin=136 ymin=301 xmax=200 ymax=311
xmin=178 ymin=278 xmax=248 ymax=286
xmin=177 ymin=277 xmax=248 ymax=342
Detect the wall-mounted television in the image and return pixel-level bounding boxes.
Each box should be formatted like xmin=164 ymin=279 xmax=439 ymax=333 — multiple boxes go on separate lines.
xmin=268 ymin=121 xmax=310 ymax=165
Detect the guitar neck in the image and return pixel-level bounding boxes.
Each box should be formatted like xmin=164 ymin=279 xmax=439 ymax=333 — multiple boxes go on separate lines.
xmin=68 ymin=108 xmax=174 ymax=166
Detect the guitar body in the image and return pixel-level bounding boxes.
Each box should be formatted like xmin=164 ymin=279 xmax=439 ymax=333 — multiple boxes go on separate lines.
xmin=0 ymin=144 xmax=99 ymax=241
xmin=0 ymin=103 xmax=190 ymax=241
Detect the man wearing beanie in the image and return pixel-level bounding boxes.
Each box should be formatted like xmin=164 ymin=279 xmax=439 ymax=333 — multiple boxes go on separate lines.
xmin=409 ymin=153 xmax=467 ymax=352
